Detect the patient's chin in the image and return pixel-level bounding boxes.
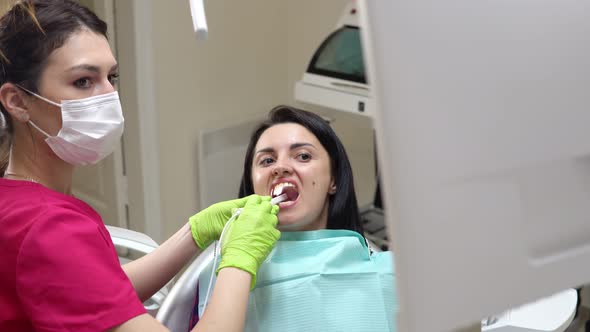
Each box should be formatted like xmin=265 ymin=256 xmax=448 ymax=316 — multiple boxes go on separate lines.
xmin=277 ymin=217 xmax=322 ymax=232
xmin=277 ymin=222 xmax=305 ymax=231
xmin=277 ymin=217 xmax=307 ymax=231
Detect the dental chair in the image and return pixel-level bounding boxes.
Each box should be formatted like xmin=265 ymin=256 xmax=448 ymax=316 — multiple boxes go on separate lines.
xmin=106 ymin=226 xmax=172 ymax=317
xmin=156 ymin=245 xmax=215 ymax=332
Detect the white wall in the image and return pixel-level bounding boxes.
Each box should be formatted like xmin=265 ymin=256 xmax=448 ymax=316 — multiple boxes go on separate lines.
xmin=150 ymin=0 xmax=288 ymax=238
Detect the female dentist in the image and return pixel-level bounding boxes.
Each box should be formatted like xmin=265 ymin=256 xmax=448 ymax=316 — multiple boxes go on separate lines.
xmin=0 ymin=1 xmax=278 ymax=331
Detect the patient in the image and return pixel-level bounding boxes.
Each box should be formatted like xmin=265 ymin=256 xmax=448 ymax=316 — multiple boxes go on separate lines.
xmin=193 ymin=105 xmax=396 ymax=331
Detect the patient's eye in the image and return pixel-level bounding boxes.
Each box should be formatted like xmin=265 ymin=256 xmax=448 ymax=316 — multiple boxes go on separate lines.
xmin=296 ymin=153 xmax=312 ymax=162
xmin=259 ymin=157 xmax=275 ymax=166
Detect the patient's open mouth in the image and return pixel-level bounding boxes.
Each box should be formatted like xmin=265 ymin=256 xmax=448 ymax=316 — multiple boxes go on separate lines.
xmin=271 ymin=182 xmax=299 ymax=202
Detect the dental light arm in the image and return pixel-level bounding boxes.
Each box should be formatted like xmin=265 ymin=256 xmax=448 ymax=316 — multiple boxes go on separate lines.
xmin=189 ymin=0 xmax=208 ymax=40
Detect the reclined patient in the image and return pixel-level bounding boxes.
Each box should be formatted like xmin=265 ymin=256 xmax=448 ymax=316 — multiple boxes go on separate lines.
xmin=192 ymin=105 xmax=397 ymax=332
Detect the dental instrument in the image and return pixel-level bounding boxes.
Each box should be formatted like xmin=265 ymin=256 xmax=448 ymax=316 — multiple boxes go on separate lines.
xmin=201 ymin=192 xmax=288 ymax=315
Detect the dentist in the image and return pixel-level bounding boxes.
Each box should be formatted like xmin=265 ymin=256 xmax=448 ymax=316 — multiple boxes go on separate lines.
xmin=0 ymin=1 xmax=278 ymax=331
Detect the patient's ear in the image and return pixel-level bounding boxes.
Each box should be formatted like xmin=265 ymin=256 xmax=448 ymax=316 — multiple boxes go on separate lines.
xmin=328 ymin=177 xmax=337 ymax=195
xmin=0 ymin=83 xmax=30 ymax=123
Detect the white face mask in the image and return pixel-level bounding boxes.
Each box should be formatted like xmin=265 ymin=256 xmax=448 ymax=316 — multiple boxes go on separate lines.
xmin=19 ymin=86 xmax=124 ymax=166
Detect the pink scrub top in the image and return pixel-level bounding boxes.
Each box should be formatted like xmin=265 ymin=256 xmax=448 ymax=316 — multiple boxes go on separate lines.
xmin=0 ymin=178 xmax=146 ymax=331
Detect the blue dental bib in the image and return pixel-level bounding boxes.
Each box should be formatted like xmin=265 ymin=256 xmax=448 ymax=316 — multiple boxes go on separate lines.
xmin=198 ymin=230 xmax=397 ymax=332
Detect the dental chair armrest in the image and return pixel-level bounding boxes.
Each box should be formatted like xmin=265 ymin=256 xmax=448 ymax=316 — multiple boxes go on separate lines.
xmin=106 ymin=225 xmax=159 ymax=255
xmin=156 ymin=245 xmax=215 ymax=332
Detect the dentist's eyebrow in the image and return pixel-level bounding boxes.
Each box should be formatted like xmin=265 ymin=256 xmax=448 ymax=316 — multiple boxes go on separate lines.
xmin=67 ymin=63 xmax=119 ymax=73
xmin=67 ymin=64 xmax=100 ymax=73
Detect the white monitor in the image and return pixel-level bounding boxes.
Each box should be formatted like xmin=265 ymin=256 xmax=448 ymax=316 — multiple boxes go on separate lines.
xmin=359 ymin=0 xmax=590 ymax=331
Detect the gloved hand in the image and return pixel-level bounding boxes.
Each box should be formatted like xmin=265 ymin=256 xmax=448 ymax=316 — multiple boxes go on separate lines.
xmin=188 ymin=196 xmax=251 ymax=249
xmin=217 ymin=195 xmax=280 ymax=289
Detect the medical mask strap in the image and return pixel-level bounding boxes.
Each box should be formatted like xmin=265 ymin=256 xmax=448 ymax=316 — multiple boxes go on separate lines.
xmin=27 ymin=120 xmax=52 ymax=139
xmin=15 ymin=84 xmax=62 ymax=107
xmin=0 ymin=110 xmax=6 ymax=128
xmin=13 ymin=85 xmax=58 ymax=139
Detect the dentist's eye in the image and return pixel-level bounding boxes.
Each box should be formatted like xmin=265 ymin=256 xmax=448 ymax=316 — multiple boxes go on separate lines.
xmin=108 ymin=73 xmax=120 ymax=86
xmin=297 ymin=153 xmax=312 ymax=162
xmin=73 ymin=77 xmax=92 ymax=89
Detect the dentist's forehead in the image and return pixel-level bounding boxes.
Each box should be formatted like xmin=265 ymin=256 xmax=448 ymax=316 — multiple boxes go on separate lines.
xmin=47 ymin=30 xmax=116 ymax=72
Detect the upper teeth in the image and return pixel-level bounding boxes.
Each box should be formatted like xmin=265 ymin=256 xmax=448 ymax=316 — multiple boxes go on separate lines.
xmin=272 ymin=182 xmax=295 ymax=196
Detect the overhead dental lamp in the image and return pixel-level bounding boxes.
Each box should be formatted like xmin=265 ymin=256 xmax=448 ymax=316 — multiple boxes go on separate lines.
xmin=294 ymin=1 xmax=371 ymax=116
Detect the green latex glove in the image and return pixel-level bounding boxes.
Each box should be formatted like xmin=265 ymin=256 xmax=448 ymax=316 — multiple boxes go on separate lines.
xmin=188 ymin=195 xmax=251 ymax=249
xmin=217 ymin=195 xmax=280 ymax=289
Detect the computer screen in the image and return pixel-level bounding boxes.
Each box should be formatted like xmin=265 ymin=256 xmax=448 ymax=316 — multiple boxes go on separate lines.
xmin=359 ymin=0 xmax=590 ymax=331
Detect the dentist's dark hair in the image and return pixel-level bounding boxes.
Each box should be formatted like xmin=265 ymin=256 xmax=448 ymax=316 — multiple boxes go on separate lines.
xmin=239 ymin=105 xmax=363 ymax=234
xmin=0 ymin=0 xmax=108 ymax=176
